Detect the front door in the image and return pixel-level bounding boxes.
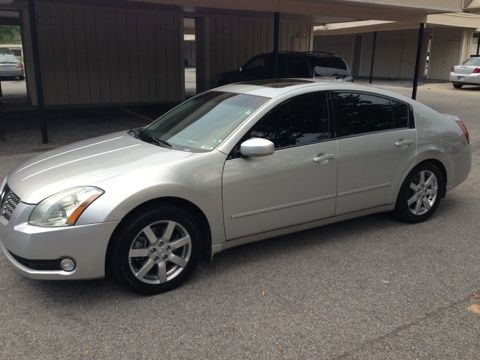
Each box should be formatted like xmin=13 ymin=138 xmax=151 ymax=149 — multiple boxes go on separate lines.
xmin=222 ymin=91 xmax=338 ymax=240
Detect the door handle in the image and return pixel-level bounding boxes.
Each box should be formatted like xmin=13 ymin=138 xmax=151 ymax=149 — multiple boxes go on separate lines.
xmin=313 ymin=153 xmax=336 ymax=164
xmin=395 ymin=139 xmax=413 ymax=147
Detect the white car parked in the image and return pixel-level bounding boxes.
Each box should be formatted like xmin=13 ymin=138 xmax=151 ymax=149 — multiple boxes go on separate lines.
xmin=450 ymin=57 xmax=480 ymax=88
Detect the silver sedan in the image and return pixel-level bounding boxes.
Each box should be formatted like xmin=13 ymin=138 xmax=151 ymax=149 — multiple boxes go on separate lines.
xmin=450 ymin=57 xmax=480 ymax=88
xmin=0 ymin=80 xmax=471 ymax=294
xmin=0 ymin=54 xmax=25 ymax=79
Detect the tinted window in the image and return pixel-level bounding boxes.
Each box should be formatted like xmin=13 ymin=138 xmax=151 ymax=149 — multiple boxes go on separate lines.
xmin=247 ymin=92 xmax=330 ymax=149
xmin=334 ymin=92 xmax=393 ymax=137
xmin=288 ymin=57 xmax=310 ymax=77
xmin=391 ymin=100 xmax=410 ymax=128
xmin=243 ymin=56 xmax=268 ymax=74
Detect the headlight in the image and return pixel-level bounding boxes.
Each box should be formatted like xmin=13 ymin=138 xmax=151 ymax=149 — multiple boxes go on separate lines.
xmin=29 ymin=187 xmax=104 ymax=227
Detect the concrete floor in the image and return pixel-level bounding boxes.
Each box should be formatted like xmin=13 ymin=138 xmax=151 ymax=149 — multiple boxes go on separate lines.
xmin=0 ymin=81 xmax=479 ymax=360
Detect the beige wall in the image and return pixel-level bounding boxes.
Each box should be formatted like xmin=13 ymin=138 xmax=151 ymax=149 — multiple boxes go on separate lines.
xmin=314 ymin=29 xmax=426 ymax=80
xmin=428 ymin=28 xmax=474 ymax=80
xmin=22 ymin=1 xmax=313 ymax=106
xmin=202 ymin=15 xmax=312 ymax=89
xmin=313 ymin=34 xmax=354 ymax=67
xmin=35 ymin=2 xmax=184 ymax=106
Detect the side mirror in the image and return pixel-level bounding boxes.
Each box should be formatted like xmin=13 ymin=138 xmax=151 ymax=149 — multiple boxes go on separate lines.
xmin=240 ymin=138 xmax=275 ymax=157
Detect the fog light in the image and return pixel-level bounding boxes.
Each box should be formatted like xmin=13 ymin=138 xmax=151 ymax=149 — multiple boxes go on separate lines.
xmin=60 ymin=258 xmax=76 ymax=272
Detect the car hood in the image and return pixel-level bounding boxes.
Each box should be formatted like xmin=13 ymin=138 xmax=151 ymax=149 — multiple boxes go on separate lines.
xmin=7 ymin=131 xmax=193 ymax=204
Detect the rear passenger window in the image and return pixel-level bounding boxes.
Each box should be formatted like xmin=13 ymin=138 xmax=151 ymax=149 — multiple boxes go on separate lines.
xmin=248 ymin=92 xmax=330 ymax=149
xmin=391 ymin=100 xmax=410 ymax=128
xmin=334 ymin=92 xmax=394 ymax=137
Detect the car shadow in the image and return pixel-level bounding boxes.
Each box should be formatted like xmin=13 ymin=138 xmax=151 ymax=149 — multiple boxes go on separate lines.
xmin=458 ymin=86 xmax=480 ymax=92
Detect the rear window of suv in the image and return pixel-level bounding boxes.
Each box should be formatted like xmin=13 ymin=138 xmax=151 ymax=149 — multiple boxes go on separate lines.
xmin=311 ymin=56 xmax=347 ymax=70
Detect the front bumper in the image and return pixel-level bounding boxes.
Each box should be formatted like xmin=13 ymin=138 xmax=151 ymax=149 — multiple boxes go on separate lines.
xmin=450 ymin=72 xmax=480 ymax=85
xmin=0 ymin=202 xmax=119 ymax=280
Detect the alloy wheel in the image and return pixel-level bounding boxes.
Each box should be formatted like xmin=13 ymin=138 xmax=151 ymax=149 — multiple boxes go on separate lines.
xmin=128 ymin=220 xmax=192 ymax=285
xmin=407 ymin=170 xmax=438 ymax=216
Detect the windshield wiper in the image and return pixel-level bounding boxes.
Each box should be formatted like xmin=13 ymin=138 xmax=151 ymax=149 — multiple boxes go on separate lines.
xmin=149 ymin=136 xmax=172 ymax=148
xmin=135 ymin=129 xmax=172 ymax=148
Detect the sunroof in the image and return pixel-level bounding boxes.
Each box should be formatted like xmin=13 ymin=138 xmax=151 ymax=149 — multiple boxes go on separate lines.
xmin=237 ymin=79 xmax=314 ymax=88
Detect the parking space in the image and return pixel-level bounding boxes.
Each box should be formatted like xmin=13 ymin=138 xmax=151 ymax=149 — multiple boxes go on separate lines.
xmin=0 ymin=81 xmax=479 ymax=359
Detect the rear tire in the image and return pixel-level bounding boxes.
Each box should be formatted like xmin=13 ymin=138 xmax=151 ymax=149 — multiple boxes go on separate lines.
xmin=108 ymin=204 xmax=202 ymax=295
xmin=453 ymin=83 xmax=463 ymax=89
xmin=393 ymin=163 xmax=444 ymax=223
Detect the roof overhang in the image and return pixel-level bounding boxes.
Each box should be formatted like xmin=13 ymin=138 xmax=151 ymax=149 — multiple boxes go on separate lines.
xmin=127 ymin=0 xmax=463 ymax=24
xmin=314 ymin=12 xmax=480 ymax=36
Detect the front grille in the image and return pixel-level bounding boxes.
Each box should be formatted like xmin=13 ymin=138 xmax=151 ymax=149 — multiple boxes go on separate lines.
xmin=0 ymin=185 xmax=21 ymax=221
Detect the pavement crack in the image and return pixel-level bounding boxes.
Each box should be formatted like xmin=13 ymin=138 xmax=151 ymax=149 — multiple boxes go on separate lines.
xmin=330 ymin=294 xmax=473 ymax=360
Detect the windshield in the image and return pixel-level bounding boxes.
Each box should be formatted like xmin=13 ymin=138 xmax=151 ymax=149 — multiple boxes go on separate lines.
xmin=140 ymin=91 xmax=269 ymax=152
xmin=463 ymin=57 xmax=480 ymax=66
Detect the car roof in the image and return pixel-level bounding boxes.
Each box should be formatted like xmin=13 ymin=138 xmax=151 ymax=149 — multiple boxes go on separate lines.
xmin=254 ymin=51 xmax=339 ymax=58
xmin=215 ymin=79 xmax=415 ymax=104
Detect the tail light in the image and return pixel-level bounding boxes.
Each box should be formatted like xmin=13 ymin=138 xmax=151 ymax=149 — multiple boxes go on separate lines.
xmin=473 ymin=68 xmax=480 ymax=74
xmin=15 ymin=63 xmax=23 ymax=69
xmin=455 ymin=119 xmax=470 ymax=144
xmin=451 ymin=66 xmax=455 ymax=72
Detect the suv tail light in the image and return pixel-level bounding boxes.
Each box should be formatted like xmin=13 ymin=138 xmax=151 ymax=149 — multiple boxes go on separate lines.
xmin=455 ymin=119 xmax=470 ymax=144
xmin=473 ymin=68 xmax=480 ymax=74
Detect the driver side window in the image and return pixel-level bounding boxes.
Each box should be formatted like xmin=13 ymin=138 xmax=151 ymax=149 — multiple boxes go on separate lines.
xmin=246 ymin=92 xmax=330 ymax=149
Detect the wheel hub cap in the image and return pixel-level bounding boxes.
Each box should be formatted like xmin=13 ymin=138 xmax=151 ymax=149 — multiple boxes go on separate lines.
xmin=128 ymin=220 xmax=192 ymax=285
xmin=407 ymin=170 xmax=438 ymax=216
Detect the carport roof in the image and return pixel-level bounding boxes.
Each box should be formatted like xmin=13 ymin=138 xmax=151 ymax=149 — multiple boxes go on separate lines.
xmin=128 ymin=0 xmax=464 ymax=23
xmin=314 ymin=12 xmax=480 ymax=36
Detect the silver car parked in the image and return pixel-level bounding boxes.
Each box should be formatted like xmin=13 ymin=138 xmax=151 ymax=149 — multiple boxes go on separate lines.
xmin=0 ymin=80 xmax=471 ymax=294
xmin=450 ymin=57 xmax=480 ymax=88
xmin=0 ymin=54 xmax=25 ymax=80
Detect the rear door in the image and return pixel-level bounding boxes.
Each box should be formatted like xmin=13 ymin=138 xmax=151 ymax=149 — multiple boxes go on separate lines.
xmin=333 ymin=92 xmax=417 ymax=215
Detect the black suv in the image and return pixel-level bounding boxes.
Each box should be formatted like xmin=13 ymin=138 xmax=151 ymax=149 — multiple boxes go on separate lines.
xmin=216 ymin=52 xmax=352 ymax=86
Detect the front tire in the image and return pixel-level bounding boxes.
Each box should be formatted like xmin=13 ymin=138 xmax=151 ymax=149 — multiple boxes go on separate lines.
xmin=109 ymin=204 xmax=201 ymax=295
xmin=393 ymin=163 xmax=444 ymax=223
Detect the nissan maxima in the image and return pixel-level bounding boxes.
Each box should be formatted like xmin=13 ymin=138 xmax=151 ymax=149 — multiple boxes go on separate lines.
xmin=0 ymin=79 xmax=471 ymax=294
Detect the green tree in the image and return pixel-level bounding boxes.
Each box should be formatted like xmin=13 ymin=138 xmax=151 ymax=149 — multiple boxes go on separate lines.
xmin=0 ymin=26 xmax=21 ymax=44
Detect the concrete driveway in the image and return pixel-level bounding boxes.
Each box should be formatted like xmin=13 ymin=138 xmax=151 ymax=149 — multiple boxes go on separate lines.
xmin=0 ymin=82 xmax=479 ymax=360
